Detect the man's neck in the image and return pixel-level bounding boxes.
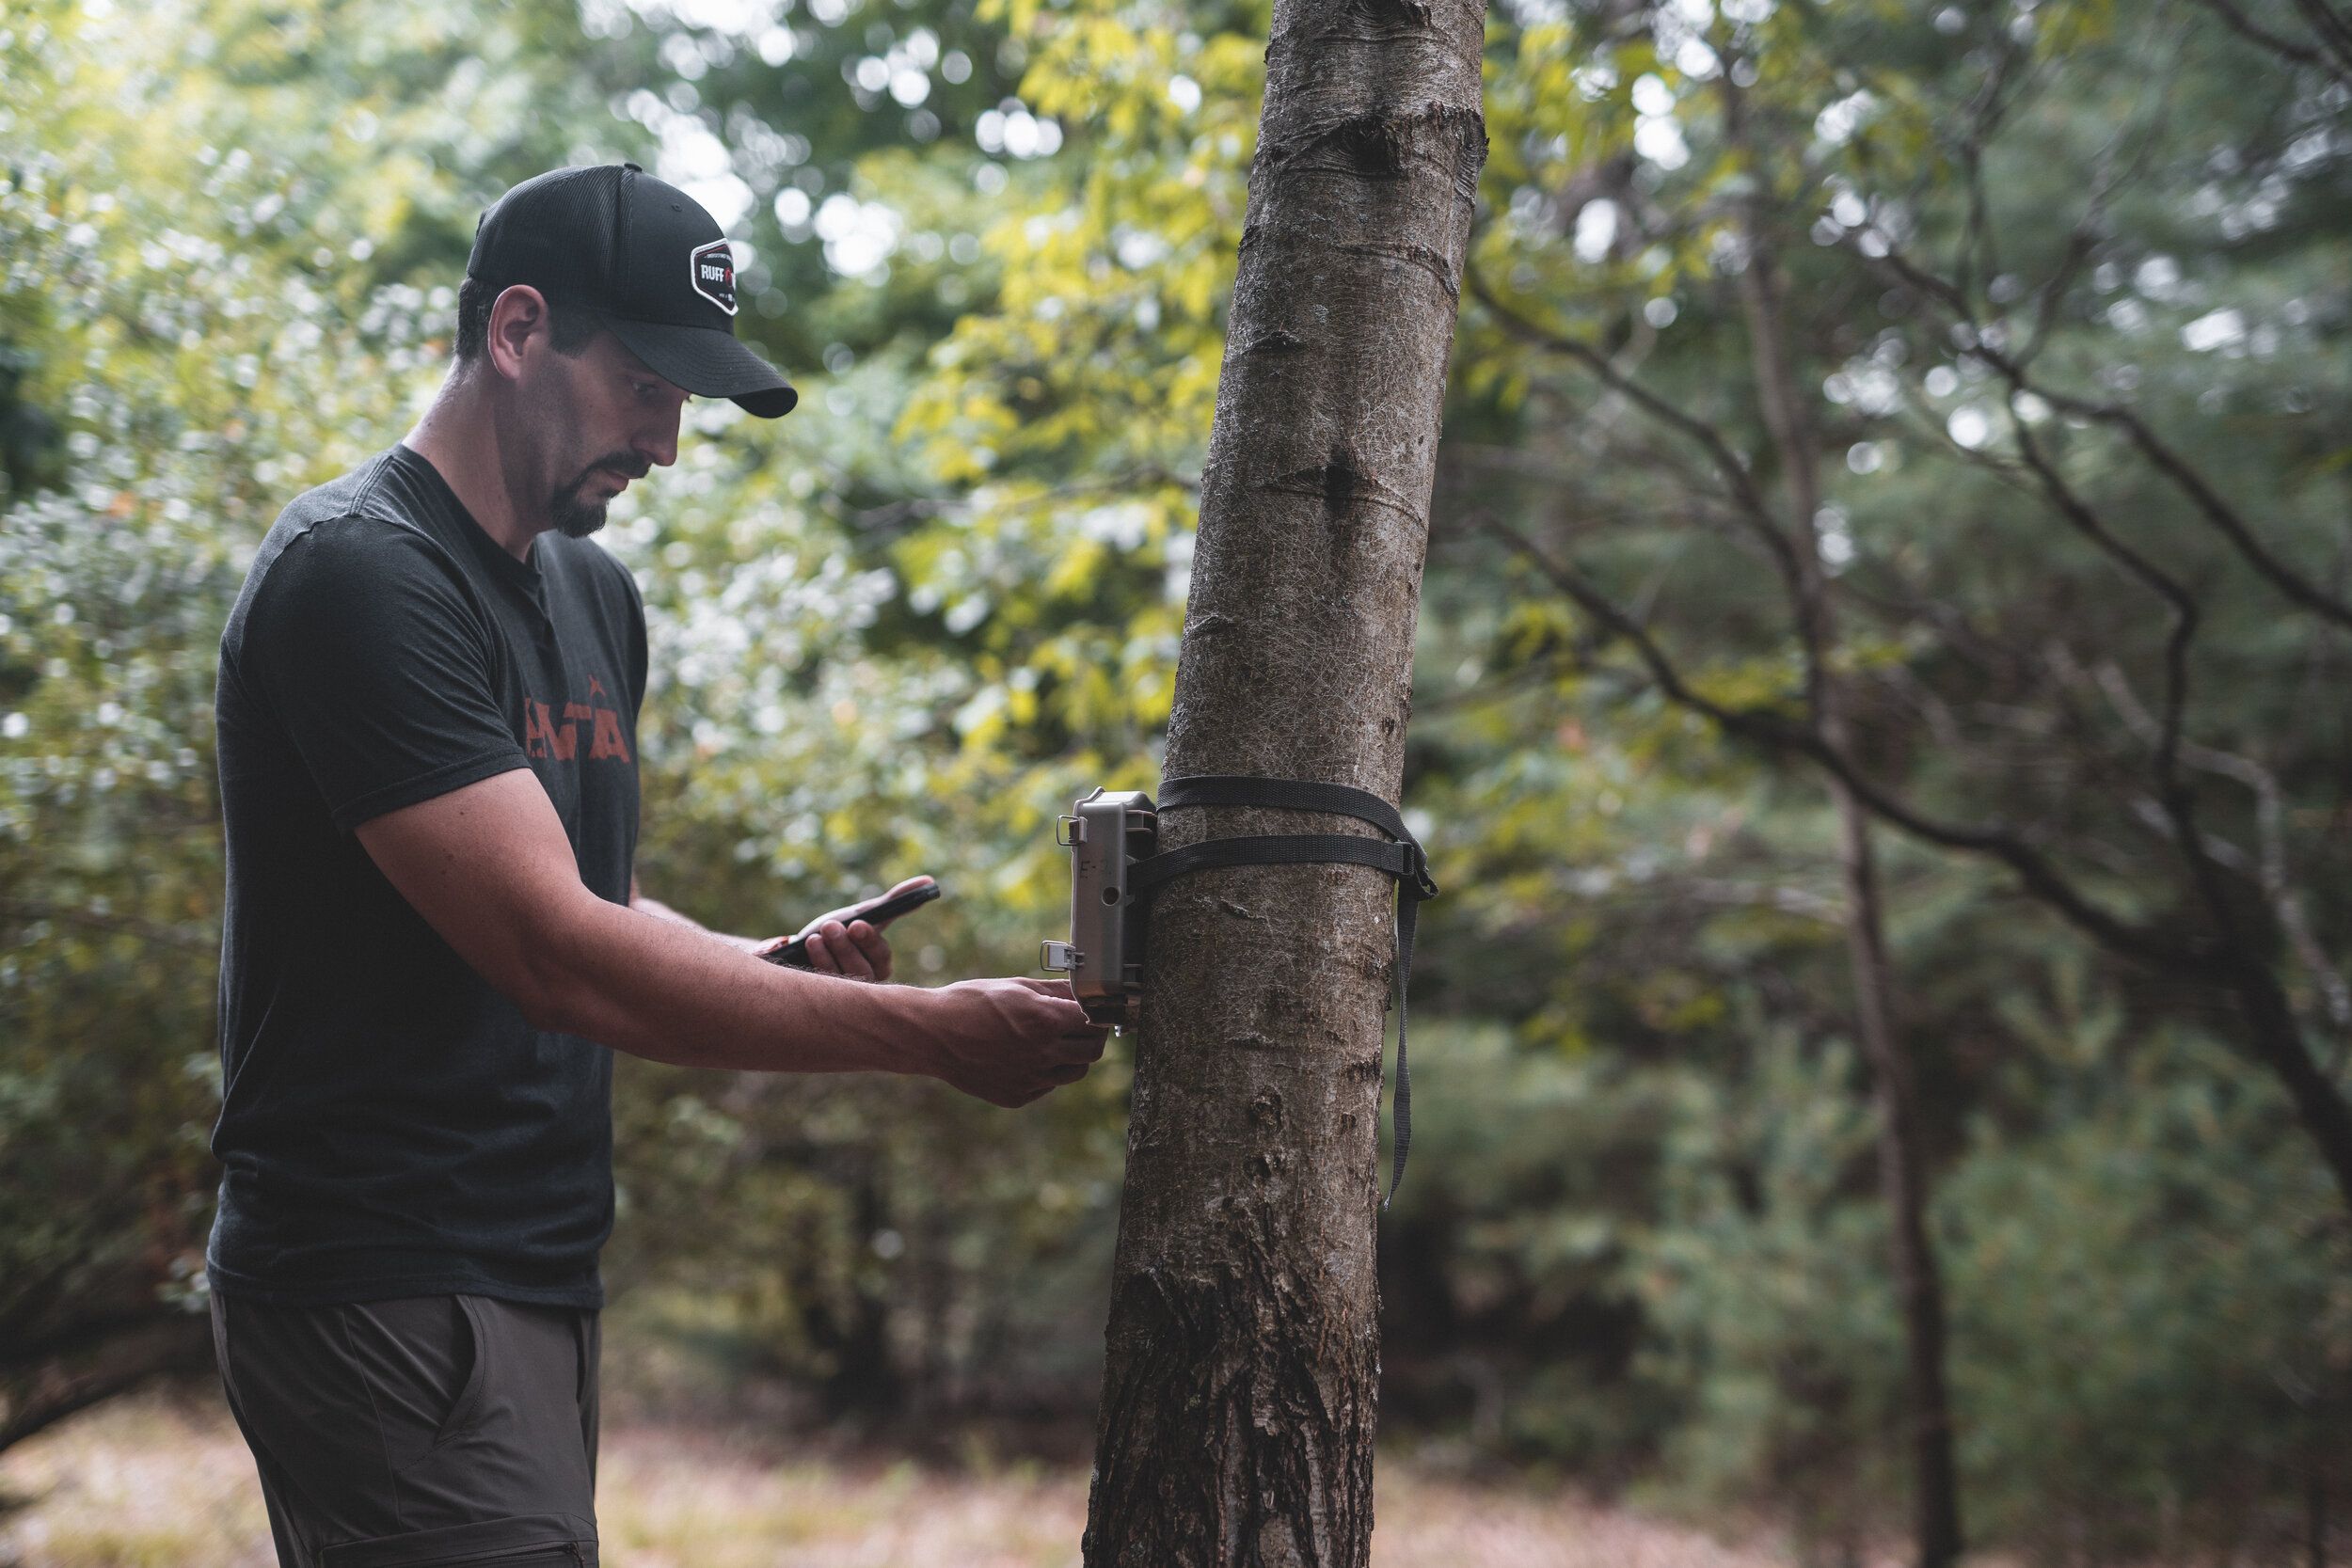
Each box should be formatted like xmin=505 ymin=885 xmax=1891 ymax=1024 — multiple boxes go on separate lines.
xmin=404 ymin=376 xmax=547 ymax=563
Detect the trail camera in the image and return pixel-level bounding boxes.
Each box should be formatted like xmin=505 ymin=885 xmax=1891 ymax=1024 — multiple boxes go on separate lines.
xmin=1039 ymin=787 xmax=1157 ymax=1027
xmin=1036 ymin=772 xmax=1436 ymax=1202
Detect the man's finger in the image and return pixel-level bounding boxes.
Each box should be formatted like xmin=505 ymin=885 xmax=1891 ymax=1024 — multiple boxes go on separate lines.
xmin=846 ymin=875 xmax=936 ymax=930
xmin=877 ymin=873 xmax=935 ymax=909
xmin=822 ymin=920 xmax=876 ymax=981
xmin=1057 ymin=1033 xmax=1109 ymax=1063
xmin=1006 ymin=975 xmax=1076 ymax=999
xmin=999 ymin=974 xmax=1086 ymax=1009
xmin=849 ymin=920 xmax=893 ymax=981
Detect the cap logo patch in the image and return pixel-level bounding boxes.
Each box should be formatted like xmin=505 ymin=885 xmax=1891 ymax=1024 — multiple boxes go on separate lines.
xmin=689 ymin=239 xmax=738 ymax=316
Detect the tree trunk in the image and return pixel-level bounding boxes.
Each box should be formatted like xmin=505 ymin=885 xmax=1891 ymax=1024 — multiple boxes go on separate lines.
xmin=1079 ymin=0 xmax=1486 ymax=1560
xmin=1830 ymin=786 xmax=1966 ymax=1568
xmin=1725 ymin=74 xmax=1964 ymax=1568
xmin=2228 ymin=956 xmax=2352 ymax=1215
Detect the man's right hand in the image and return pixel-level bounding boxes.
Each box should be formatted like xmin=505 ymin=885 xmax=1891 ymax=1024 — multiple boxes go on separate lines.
xmin=918 ymin=976 xmax=1111 ymax=1107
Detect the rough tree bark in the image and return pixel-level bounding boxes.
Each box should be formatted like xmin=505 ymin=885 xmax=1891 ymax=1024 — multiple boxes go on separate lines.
xmin=1078 ymin=0 xmax=1487 ymax=1561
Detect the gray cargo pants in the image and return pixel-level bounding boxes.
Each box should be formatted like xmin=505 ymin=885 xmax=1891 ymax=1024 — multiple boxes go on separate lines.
xmin=210 ymin=1291 xmax=600 ymax=1567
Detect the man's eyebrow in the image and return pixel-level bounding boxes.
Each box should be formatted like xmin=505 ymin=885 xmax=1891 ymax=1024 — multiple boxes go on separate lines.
xmin=619 ymin=361 xmax=688 ymax=397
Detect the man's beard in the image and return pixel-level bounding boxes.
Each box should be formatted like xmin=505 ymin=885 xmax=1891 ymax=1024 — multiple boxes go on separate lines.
xmin=551 ymin=452 xmax=649 ymax=540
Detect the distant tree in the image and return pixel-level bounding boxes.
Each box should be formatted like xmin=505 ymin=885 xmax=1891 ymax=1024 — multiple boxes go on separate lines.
xmin=1466 ymin=0 xmax=2352 ymax=1211
xmin=1456 ymin=0 xmax=2351 ymax=1550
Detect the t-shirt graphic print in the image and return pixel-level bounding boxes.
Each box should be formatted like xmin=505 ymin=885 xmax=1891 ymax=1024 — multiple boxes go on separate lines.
xmin=525 ymin=675 xmax=633 ymax=764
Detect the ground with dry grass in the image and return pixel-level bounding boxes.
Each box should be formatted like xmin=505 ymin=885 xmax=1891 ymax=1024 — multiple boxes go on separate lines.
xmin=0 ymin=1393 xmax=1804 ymax=1568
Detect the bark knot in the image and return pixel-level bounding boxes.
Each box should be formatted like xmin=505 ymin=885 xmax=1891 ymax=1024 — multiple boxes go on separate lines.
xmin=1245 ymin=325 xmax=1310 ymax=356
xmin=1340 ymin=0 xmax=1431 ymax=29
xmin=1266 ymin=445 xmax=1419 ymax=523
xmin=1278 ymin=101 xmax=1486 ymax=185
xmin=1247 ymin=1149 xmax=1290 ymax=1183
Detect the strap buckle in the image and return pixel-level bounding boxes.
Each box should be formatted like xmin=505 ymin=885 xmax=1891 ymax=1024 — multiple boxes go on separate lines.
xmin=1406 ymin=841 xmax=1438 ymax=902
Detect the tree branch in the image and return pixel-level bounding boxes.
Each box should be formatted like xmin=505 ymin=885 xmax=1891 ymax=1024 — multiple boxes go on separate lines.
xmin=2303 ymin=0 xmax=2352 ymax=32
xmin=1464 ymin=265 xmax=1812 ymax=608
xmin=1475 ymin=512 xmax=2209 ymax=971
xmin=1862 ymin=243 xmax=2352 ymax=635
xmin=2190 ymin=0 xmax=2347 ymax=78
xmin=2083 ymin=655 xmax=2352 ymax=1034
xmin=1994 ymin=415 xmax=2289 ymax=1041
xmin=0 ymin=1314 xmax=213 ymax=1457
xmin=2296 ymin=0 xmax=2352 ymax=69
xmin=2002 ymin=413 xmax=2201 ymax=805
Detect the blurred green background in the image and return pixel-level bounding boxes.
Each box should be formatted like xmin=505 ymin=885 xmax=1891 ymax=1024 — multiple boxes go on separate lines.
xmin=3 ymin=0 xmax=2348 ymax=1561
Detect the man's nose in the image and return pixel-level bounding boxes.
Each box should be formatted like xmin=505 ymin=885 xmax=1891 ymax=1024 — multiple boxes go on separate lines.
xmin=635 ymin=414 xmax=680 ymax=469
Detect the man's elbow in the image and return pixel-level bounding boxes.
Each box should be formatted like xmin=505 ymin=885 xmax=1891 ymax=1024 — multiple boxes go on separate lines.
xmin=515 ymin=974 xmax=582 ymax=1037
xmin=498 ymin=902 xmax=614 ymax=1039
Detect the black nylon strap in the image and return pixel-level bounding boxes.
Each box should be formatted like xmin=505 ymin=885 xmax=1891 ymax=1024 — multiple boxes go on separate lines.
xmin=1124 ymin=832 xmax=1422 ymax=899
xmin=1136 ymin=775 xmax=1436 ymax=1207
xmin=1157 ymin=774 xmax=1415 ymax=848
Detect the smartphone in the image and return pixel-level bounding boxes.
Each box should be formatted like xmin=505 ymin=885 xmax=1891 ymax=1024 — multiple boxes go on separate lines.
xmin=760 ymin=880 xmax=944 ymax=969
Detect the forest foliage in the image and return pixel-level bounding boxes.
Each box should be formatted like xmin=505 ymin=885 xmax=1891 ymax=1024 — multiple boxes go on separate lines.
xmin=3 ymin=0 xmax=2348 ymax=1560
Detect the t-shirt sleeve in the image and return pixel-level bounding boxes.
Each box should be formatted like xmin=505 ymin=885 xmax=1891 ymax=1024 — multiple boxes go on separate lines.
xmin=239 ymin=515 xmax=529 ymax=832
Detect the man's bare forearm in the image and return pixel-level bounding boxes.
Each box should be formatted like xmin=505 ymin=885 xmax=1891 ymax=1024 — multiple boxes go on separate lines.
xmin=349 ymin=771 xmax=1074 ymax=1099
xmin=629 ymin=880 xmax=763 ymax=953
xmin=536 ymin=888 xmax=936 ymax=1075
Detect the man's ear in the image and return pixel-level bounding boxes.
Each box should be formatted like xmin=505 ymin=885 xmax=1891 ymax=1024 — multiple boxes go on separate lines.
xmin=485 ymin=284 xmax=551 ymax=383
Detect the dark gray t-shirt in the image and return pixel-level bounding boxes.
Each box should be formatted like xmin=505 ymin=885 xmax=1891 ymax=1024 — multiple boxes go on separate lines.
xmin=207 ymin=443 xmax=645 ymax=1308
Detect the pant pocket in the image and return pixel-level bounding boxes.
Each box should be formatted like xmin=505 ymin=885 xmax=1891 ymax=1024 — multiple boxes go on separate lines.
xmin=318 ymin=1513 xmax=596 ymax=1567
xmin=425 ymin=1295 xmax=491 ymax=1451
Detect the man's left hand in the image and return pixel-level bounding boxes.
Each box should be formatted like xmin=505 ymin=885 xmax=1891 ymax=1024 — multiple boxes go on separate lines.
xmin=757 ymin=875 xmax=934 ymax=982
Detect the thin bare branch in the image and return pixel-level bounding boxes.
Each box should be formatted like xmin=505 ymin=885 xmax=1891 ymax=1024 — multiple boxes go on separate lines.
xmin=2004 ymin=413 xmax=2201 ymax=800
xmin=1993 ymin=411 xmax=2287 ymax=1022
xmin=1464 ymin=266 xmax=1809 ymax=597
xmin=1864 ymin=244 xmax=2352 ymax=634
xmin=2193 ymin=0 xmax=2341 ymax=70
xmin=1475 ymin=512 xmax=2208 ymax=971
xmin=2087 ymin=657 xmax=2352 ymax=1033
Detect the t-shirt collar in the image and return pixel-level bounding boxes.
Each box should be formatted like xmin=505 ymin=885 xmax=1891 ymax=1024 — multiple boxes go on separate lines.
xmin=389 ymin=442 xmax=546 ymax=594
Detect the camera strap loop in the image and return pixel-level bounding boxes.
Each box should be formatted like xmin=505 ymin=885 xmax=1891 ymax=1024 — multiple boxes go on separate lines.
xmin=1127 ymin=774 xmax=1437 ymax=1208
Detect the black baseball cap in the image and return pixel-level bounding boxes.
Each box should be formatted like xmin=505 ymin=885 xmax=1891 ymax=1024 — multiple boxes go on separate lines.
xmin=467 ymin=163 xmax=797 ymax=418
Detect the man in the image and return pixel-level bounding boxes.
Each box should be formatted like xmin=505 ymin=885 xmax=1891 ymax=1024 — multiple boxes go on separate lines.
xmin=206 ymin=164 xmax=1106 ymax=1568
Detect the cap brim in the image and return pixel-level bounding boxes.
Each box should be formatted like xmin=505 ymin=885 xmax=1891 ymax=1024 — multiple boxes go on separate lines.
xmin=606 ymin=318 xmax=798 ymax=419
